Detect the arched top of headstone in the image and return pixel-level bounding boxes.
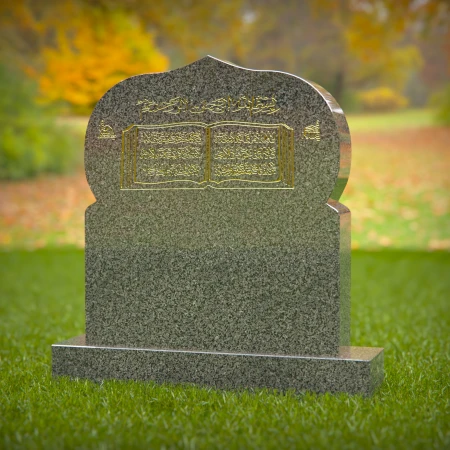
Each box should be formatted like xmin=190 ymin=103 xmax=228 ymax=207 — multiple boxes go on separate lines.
xmin=85 ymin=56 xmax=350 ymax=205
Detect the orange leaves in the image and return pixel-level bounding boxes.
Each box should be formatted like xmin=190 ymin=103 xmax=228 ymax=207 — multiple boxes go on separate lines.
xmin=358 ymin=87 xmax=409 ymax=112
xmin=1 ymin=2 xmax=169 ymax=111
xmin=345 ymin=5 xmax=423 ymax=90
xmin=16 ymin=2 xmax=169 ymax=111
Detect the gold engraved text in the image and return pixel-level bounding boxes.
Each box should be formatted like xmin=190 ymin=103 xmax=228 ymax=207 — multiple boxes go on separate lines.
xmin=140 ymin=147 xmax=202 ymax=160
xmin=146 ymin=163 xmax=200 ymax=177
xmin=98 ymin=120 xmax=116 ymax=139
xmin=121 ymin=121 xmax=294 ymax=190
xmin=303 ymin=120 xmax=320 ymax=141
xmin=137 ymin=96 xmax=280 ymax=117
xmin=214 ymin=147 xmax=276 ymax=160
xmin=213 ymin=130 xmax=277 ymax=144
xmin=214 ymin=162 xmax=277 ymax=177
xmin=139 ymin=130 xmax=202 ymax=144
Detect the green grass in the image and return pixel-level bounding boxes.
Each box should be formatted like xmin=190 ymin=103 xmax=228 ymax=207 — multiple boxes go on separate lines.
xmin=0 ymin=249 xmax=448 ymax=449
xmin=347 ymin=108 xmax=435 ymax=133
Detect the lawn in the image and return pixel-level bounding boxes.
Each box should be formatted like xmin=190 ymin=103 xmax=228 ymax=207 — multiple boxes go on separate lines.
xmin=0 ymin=248 xmax=448 ymax=449
xmin=346 ymin=108 xmax=435 ymax=133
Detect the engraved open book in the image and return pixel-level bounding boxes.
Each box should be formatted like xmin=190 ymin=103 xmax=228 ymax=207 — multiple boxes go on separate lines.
xmin=121 ymin=121 xmax=294 ymax=190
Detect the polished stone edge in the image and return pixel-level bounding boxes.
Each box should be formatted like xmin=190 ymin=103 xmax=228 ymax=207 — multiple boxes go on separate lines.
xmin=52 ymin=335 xmax=384 ymax=396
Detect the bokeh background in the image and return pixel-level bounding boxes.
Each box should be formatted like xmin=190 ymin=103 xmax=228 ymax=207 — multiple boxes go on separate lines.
xmin=0 ymin=0 xmax=449 ymax=250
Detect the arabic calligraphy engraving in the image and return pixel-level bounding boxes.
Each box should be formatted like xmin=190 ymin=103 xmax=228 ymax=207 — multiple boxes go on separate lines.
xmin=98 ymin=120 xmax=116 ymax=139
xmin=146 ymin=163 xmax=200 ymax=177
xmin=303 ymin=120 xmax=320 ymax=141
xmin=139 ymin=130 xmax=202 ymax=144
xmin=214 ymin=162 xmax=277 ymax=177
xmin=213 ymin=130 xmax=277 ymax=144
xmin=139 ymin=147 xmax=202 ymax=160
xmin=136 ymin=96 xmax=280 ymax=117
xmin=121 ymin=121 xmax=294 ymax=190
xmin=214 ymin=147 xmax=276 ymax=160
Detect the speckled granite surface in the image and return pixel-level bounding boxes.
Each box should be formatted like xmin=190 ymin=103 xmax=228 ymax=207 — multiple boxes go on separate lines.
xmin=53 ymin=335 xmax=383 ymax=397
xmin=52 ymin=56 xmax=383 ymax=394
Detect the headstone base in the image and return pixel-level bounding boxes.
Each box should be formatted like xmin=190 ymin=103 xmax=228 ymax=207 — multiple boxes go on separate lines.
xmin=52 ymin=336 xmax=383 ymax=396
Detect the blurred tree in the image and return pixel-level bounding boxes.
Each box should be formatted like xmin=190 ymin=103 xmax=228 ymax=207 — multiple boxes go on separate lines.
xmin=238 ymin=0 xmax=448 ymax=105
xmin=0 ymin=0 xmax=447 ymax=111
xmin=0 ymin=1 xmax=169 ymax=112
xmin=358 ymin=86 xmax=409 ymax=112
xmin=418 ymin=8 xmax=449 ymax=97
xmin=0 ymin=0 xmax=251 ymax=110
xmin=40 ymin=6 xmax=168 ymax=112
xmin=89 ymin=0 xmax=431 ymax=103
xmin=89 ymin=0 xmax=253 ymax=66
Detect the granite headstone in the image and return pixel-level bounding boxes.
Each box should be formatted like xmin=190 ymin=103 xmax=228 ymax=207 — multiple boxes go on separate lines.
xmin=52 ymin=56 xmax=384 ymax=395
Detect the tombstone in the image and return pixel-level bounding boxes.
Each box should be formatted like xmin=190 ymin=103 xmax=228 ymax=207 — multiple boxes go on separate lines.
xmin=52 ymin=56 xmax=383 ymax=395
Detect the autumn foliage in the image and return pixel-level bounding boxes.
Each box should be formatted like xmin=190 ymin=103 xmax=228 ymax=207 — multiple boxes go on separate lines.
xmin=359 ymin=87 xmax=409 ymax=112
xmin=1 ymin=1 xmax=169 ymax=112
xmin=39 ymin=8 xmax=168 ymax=110
xmin=1 ymin=0 xmax=448 ymax=113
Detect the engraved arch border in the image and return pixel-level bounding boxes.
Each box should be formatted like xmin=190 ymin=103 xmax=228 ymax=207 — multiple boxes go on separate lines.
xmin=120 ymin=121 xmax=295 ymax=190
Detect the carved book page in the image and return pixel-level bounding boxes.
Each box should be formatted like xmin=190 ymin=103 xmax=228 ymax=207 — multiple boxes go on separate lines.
xmin=121 ymin=122 xmax=294 ymax=190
